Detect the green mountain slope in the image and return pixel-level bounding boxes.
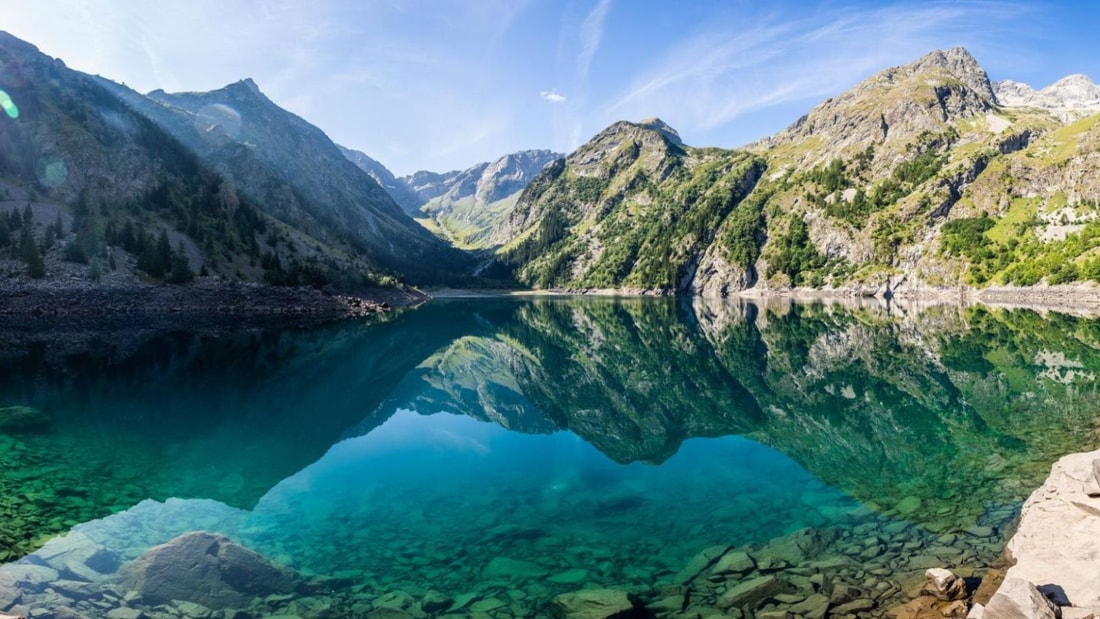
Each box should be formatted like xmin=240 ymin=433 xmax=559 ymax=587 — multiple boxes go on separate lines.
xmin=494 ymin=48 xmax=1100 ymax=294
xmin=494 ymin=119 xmax=765 ymax=289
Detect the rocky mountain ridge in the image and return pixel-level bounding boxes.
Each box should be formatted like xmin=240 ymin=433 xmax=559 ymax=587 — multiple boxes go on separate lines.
xmin=492 ymin=46 xmax=1100 ymax=296
xmin=994 ymin=73 xmax=1100 ymax=121
xmin=342 ymin=148 xmax=562 ymax=250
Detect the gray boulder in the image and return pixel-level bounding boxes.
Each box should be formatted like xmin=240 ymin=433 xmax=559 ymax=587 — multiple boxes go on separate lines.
xmin=984 ymin=578 xmax=1060 ymax=619
xmin=551 ymin=589 xmax=641 ymax=618
xmin=118 ymin=531 xmax=301 ymax=609
xmin=923 ymin=568 xmax=967 ymax=601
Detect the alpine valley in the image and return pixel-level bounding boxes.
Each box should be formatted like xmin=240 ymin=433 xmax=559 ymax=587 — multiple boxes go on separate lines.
xmin=2 ymin=31 xmax=1100 ymax=300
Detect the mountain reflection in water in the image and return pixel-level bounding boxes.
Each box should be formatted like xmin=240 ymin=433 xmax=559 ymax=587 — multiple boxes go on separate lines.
xmin=1 ymin=298 xmax=1098 ymax=617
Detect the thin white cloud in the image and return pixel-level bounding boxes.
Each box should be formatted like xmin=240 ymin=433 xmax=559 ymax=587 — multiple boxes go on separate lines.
xmin=601 ymin=1 xmax=1035 ymax=140
xmin=541 ymin=90 xmax=567 ymax=104
xmin=577 ymin=0 xmax=613 ymax=80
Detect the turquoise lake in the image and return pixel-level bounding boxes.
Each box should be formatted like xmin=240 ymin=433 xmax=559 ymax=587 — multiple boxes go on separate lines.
xmin=1 ymin=297 xmax=1099 ymax=618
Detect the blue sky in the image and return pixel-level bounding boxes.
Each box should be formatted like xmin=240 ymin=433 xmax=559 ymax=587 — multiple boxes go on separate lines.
xmin=1 ymin=1 xmax=1097 ymax=175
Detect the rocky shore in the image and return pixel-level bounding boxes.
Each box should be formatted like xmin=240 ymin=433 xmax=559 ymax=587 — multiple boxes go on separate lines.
xmin=0 ymin=280 xmax=429 ymax=318
xmin=967 ymin=447 xmax=1100 ymax=619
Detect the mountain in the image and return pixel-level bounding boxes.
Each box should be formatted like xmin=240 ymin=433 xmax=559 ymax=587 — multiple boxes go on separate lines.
xmin=494 ymin=48 xmax=1100 ymax=294
xmin=0 ymin=32 xmax=285 ymax=285
xmin=336 ymin=145 xmax=422 ymax=212
xmin=493 ymin=118 xmax=765 ymax=290
xmin=94 ymin=77 xmax=469 ymax=285
xmin=344 ymin=150 xmax=562 ymax=251
xmin=995 ymin=74 xmax=1100 ymax=122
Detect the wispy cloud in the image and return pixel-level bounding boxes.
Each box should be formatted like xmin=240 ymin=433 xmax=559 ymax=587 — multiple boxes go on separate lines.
xmin=601 ymin=1 xmax=1035 ymax=142
xmin=577 ymin=0 xmax=613 ymax=80
xmin=541 ymin=90 xmax=567 ymax=103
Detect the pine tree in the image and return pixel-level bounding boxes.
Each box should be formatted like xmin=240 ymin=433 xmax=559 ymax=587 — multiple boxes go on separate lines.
xmin=20 ymin=226 xmax=45 ymax=278
xmin=168 ymin=241 xmax=194 ymax=284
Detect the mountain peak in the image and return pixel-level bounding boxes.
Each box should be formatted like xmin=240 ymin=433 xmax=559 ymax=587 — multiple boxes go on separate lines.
xmin=907 ymin=46 xmax=993 ymax=100
xmin=638 ymin=118 xmax=684 ymax=146
xmin=994 ymin=72 xmax=1100 ymax=121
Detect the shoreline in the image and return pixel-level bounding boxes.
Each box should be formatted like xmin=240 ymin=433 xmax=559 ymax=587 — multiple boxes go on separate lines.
xmin=0 ymin=280 xmax=430 ymax=318
xmin=430 ymin=283 xmax=1100 ymax=314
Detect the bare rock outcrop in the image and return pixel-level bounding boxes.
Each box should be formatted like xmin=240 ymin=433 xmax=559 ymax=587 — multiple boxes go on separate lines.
xmin=984 ymin=448 xmax=1100 ymax=614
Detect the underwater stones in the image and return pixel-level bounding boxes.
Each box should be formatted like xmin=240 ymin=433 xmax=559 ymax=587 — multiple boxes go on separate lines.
xmin=0 ymin=405 xmax=51 ymax=431
xmin=789 ymin=593 xmax=830 ymax=619
xmin=420 ymin=590 xmax=452 ymax=613
xmin=480 ymin=556 xmax=549 ymax=581
xmin=923 ymin=568 xmax=967 ymax=602
xmin=551 ymin=589 xmax=640 ymax=619
xmin=549 ymin=568 xmax=590 ymax=585
xmin=717 ymin=575 xmax=793 ymax=610
xmin=104 ymin=608 xmax=146 ymax=619
xmin=673 ymin=545 xmax=731 ymax=585
xmin=0 ymin=573 xmax=21 ymax=609
xmin=648 ymin=594 xmax=686 ymax=614
xmin=983 ymin=578 xmax=1059 ymax=619
xmin=710 ymin=551 xmax=755 ymax=576
xmin=468 ymin=597 xmax=507 ymax=613
xmin=762 ymin=528 xmax=835 ymax=565
xmin=4 ymin=563 xmax=59 ymax=593
xmin=118 ymin=531 xmax=301 ymax=610
xmin=896 ymin=496 xmax=922 ymax=516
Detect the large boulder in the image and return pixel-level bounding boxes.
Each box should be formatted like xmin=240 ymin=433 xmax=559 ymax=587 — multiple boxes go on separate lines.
xmin=717 ymin=575 xmax=794 ymax=610
xmin=117 ymin=531 xmax=301 ymax=609
xmin=551 ymin=589 xmax=641 ymax=619
xmin=983 ymin=578 xmax=1059 ymax=619
xmin=923 ymin=568 xmax=967 ymax=601
xmin=1000 ymin=449 xmax=1100 ymax=608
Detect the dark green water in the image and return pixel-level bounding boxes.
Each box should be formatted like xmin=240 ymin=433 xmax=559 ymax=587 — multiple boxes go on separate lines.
xmin=1 ymin=297 xmax=1099 ymax=618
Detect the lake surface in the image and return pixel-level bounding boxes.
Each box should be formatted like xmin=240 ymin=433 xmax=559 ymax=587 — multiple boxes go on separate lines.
xmin=1 ymin=297 xmax=1099 ymax=618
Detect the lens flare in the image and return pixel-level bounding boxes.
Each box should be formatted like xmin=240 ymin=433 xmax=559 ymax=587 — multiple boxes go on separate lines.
xmin=36 ymin=159 xmax=68 ymax=188
xmin=0 ymin=90 xmax=18 ymax=119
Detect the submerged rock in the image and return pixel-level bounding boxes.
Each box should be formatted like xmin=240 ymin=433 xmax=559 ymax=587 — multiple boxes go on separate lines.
xmin=551 ymin=589 xmax=640 ymax=618
xmin=0 ymin=405 xmax=50 ymax=431
xmin=717 ymin=575 xmax=794 ymax=610
xmin=117 ymin=531 xmax=301 ymax=609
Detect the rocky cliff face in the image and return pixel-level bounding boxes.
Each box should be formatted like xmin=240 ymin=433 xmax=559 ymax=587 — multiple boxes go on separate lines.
xmin=498 ymin=47 xmax=1100 ymax=294
xmin=400 ymin=150 xmax=563 ymax=250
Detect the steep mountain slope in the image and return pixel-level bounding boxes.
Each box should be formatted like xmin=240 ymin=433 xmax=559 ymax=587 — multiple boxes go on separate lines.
xmin=350 ymin=150 xmax=561 ymax=251
xmin=494 ymin=118 xmax=765 ymax=290
xmin=337 ymin=145 xmax=422 ymax=212
xmin=0 ymin=32 xmax=308 ymax=285
xmin=496 ymin=48 xmax=1100 ymax=294
xmin=94 ymin=76 xmax=468 ymax=284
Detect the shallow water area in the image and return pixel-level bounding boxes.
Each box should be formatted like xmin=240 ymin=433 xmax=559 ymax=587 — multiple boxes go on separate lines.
xmin=1 ymin=297 xmax=1099 ymax=618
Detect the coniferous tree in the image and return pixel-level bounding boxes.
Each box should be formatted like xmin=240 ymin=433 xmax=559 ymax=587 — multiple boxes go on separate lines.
xmin=168 ymin=241 xmax=194 ymax=284
xmin=20 ymin=226 xmax=45 ymax=278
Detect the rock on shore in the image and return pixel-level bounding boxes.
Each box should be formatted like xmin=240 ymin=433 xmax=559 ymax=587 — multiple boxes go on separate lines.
xmin=977 ymin=447 xmax=1100 ymax=617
